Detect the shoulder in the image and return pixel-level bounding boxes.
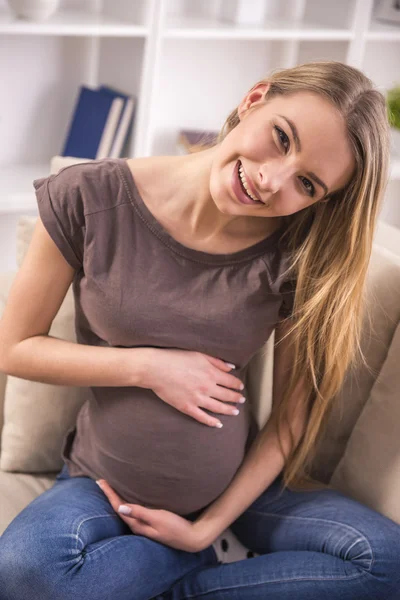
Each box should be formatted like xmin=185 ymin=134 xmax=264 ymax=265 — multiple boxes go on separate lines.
xmin=123 ymin=155 xmax=172 ymax=201
xmin=33 ymin=158 xmax=128 ymax=217
xmin=261 ymin=241 xmax=294 ymax=288
xmin=260 ymin=237 xmax=297 ymax=321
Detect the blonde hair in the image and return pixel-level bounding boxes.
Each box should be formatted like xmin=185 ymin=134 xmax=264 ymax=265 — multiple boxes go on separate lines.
xmin=217 ymin=60 xmax=391 ymax=493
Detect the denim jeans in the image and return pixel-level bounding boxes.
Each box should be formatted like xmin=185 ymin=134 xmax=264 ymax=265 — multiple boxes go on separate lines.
xmin=0 ymin=462 xmax=400 ymax=600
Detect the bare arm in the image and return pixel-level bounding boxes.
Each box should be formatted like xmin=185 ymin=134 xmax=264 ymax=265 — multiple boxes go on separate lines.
xmin=0 ymin=217 xmax=152 ymax=387
xmin=194 ymin=318 xmax=309 ymax=546
xmin=0 ymin=336 xmax=153 ymax=387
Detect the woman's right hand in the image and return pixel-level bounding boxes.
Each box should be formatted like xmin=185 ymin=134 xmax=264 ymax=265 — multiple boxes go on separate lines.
xmin=142 ymin=349 xmax=245 ymax=427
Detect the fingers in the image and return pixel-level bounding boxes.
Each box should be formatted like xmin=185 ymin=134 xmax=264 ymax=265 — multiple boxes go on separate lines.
xmin=204 ymin=356 xmax=244 ymax=393
xmin=97 ymin=480 xmax=136 ymax=518
xmin=203 ymin=354 xmax=239 ymax=374
xmin=96 ymin=479 xmax=124 ymax=507
xmin=218 ymin=373 xmax=245 ymax=393
xmin=203 ymin=398 xmax=241 ymax=416
xmin=201 ymin=355 xmax=245 ymax=395
xmin=97 ymin=480 xmax=152 ymax=523
xmin=186 ymin=405 xmax=224 ymax=428
xmin=213 ymin=384 xmax=246 ymax=405
xmin=96 ymin=480 xmax=161 ymax=542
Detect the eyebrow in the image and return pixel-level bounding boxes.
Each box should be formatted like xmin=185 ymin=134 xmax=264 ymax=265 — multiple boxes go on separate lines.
xmin=278 ymin=114 xmax=329 ymax=198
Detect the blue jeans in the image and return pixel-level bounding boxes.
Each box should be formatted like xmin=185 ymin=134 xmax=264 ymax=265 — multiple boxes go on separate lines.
xmin=0 ymin=463 xmax=400 ymax=600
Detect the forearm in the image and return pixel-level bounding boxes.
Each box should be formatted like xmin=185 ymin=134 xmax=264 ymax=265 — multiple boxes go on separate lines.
xmin=195 ymin=413 xmax=305 ymax=546
xmin=1 ymin=335 xmax=154 ymax=388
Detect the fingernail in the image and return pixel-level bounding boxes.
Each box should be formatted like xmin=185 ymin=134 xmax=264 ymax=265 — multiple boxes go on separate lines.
xmin=225 ymin=362 xmax=236 ymax=369
xmin=118 ymin=505 xmax=131 ymax=515
xmin=239 ymin=396 xmax=246 ymax=403
xmin=215 ymin=422 xmax=223 ymax=428
xmin=95 ymin=480 xmax=103 ymax=488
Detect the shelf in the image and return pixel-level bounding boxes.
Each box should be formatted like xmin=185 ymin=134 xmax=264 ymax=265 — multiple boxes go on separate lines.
xmin=366 ymin=19 xmax=400 ymax=41
xmin=0 ymin=163 xmax=47 ymax=215
xmin=164 ymin=16 xmax=354 ymax=41
xmin=0 ymin=7 xmax=148 ymax=37
xmin=2 ymin=157 xmax=400 ymax=216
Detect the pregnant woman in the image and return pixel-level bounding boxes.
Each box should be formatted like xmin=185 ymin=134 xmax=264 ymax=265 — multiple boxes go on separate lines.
xmin=0 ymin=60 xmax=399 ymax=600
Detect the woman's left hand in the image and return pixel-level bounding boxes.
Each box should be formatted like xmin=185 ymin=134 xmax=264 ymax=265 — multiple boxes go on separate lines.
xmin=96 ymin=479 xmax=209 ymax=553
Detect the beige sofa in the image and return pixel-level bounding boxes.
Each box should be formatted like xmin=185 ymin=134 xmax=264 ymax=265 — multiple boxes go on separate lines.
xmin=0 ymin=156 xmax=400 ymax=557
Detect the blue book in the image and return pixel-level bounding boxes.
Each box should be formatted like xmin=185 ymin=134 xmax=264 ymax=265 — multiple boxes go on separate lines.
xmin=61 ymin=86 xmax=123 ymax=159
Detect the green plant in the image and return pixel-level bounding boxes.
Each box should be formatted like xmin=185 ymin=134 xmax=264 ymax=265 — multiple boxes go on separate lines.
xmin=387 ymin=85 xmax=400 ymax=130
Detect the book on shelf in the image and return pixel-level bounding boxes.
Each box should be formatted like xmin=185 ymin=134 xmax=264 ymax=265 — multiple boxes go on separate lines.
xmin=98 ymin=85 xmax=136 ymax=158
xmin=177 ymin=129 xmax=219 ymax=154
xmin=61 ymin=85 xmax=136 ymax=160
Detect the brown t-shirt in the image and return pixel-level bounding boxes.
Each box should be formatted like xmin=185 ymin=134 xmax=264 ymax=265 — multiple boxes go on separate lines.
xmin=34 ymin=157 xmax=296 ymax=516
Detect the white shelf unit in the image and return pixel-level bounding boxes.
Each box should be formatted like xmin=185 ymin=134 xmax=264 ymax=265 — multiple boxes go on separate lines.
xmin=0 ymin=7 xmax=149 ymax=36
xmin=0 ymin=0 xmax=399 ymax=270
xmin=163 ymin=17 xmax=355 ymax=40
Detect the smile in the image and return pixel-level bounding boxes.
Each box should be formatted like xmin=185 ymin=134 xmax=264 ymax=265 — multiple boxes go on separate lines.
xmin=232 ymin=161 xmax=264 ymax=206
xmin=238 ymin=163 xmax=261 ymax=202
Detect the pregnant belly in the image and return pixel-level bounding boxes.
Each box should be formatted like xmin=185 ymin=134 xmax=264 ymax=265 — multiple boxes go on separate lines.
xmin=82 ymin=387 xmax=254 ymax=515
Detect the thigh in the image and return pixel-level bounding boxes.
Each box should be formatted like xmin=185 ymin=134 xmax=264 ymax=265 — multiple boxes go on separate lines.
xmin=2 ymin=463 xmax=130 ymax=545
xmin=230 ymin=474 xmax=400 ymax=592
xmin=0 ymin=466 xmax=129 ymax=598
xmin=0 ymin=464 xmax=216 ymax=600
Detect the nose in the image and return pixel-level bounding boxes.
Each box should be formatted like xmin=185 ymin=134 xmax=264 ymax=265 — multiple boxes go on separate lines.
xmin=258 ymin=160 xmax=293 ymax=194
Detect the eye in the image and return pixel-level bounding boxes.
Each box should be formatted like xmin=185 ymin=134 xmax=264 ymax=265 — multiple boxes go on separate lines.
xmin=274 ymin=125 xmax=289 ymax=153
xmin=300 ymin=176 xmax=315 ymax=197
xmin=274 ymin=125 xmax=316 ymax=198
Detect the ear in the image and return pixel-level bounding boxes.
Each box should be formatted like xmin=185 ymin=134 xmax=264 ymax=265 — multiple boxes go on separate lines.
xmin=238 ymin=82 xmax=271 ymax=121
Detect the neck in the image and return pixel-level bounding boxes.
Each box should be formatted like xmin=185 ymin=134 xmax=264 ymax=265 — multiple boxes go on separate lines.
xmin=132 ymin=146 xmax=281 ymax=242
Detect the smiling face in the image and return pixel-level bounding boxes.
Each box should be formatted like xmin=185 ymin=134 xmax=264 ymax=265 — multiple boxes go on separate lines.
xmin=210 ymin=83 xmax=356 ymax=217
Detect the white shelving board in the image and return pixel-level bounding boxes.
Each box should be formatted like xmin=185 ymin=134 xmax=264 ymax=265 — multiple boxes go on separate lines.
xmin=0 ymin=6 xmax=149 ymax=36
xmin=163 ymin=16 xmax=355 ymax=40
xmin=367 ymin=19 xmax=400 ymax=41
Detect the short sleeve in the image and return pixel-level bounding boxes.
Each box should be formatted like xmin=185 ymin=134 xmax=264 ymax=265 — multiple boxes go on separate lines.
xmin=278 ymin=276 xmax=297 ymax=320
xmin=34 ymin=168 xmax=85 ymax=271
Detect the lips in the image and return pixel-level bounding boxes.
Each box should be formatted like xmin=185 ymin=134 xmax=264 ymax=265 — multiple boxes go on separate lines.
xmin=232 ymin=160 xmax=263 ymax=206
xmin=239 ymin=162 xmax=262 ymax=202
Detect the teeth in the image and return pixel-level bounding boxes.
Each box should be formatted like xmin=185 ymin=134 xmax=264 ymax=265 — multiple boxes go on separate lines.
xmin=238 ymin=164 xmax=260 ymax=202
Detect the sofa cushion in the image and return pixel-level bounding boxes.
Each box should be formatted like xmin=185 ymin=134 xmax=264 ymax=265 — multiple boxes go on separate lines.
xmin=246 ymin=331 xmax=275 ymax=430
xmin=330 ymin=319 xmax=400 ymax=525
xmin=309 ymin=244 xmax=400 ymax=483
xmin=0 ymin=156 xmax=92 ymax=473
xmin=0 ymin=471 xmax=56 ymax=536
xmin=1 ymin=277 xmax=88 ymax=470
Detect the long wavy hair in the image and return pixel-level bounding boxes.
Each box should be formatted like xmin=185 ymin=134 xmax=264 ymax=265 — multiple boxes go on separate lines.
xmin=212 ymin=60 xmax=391 ymax=493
